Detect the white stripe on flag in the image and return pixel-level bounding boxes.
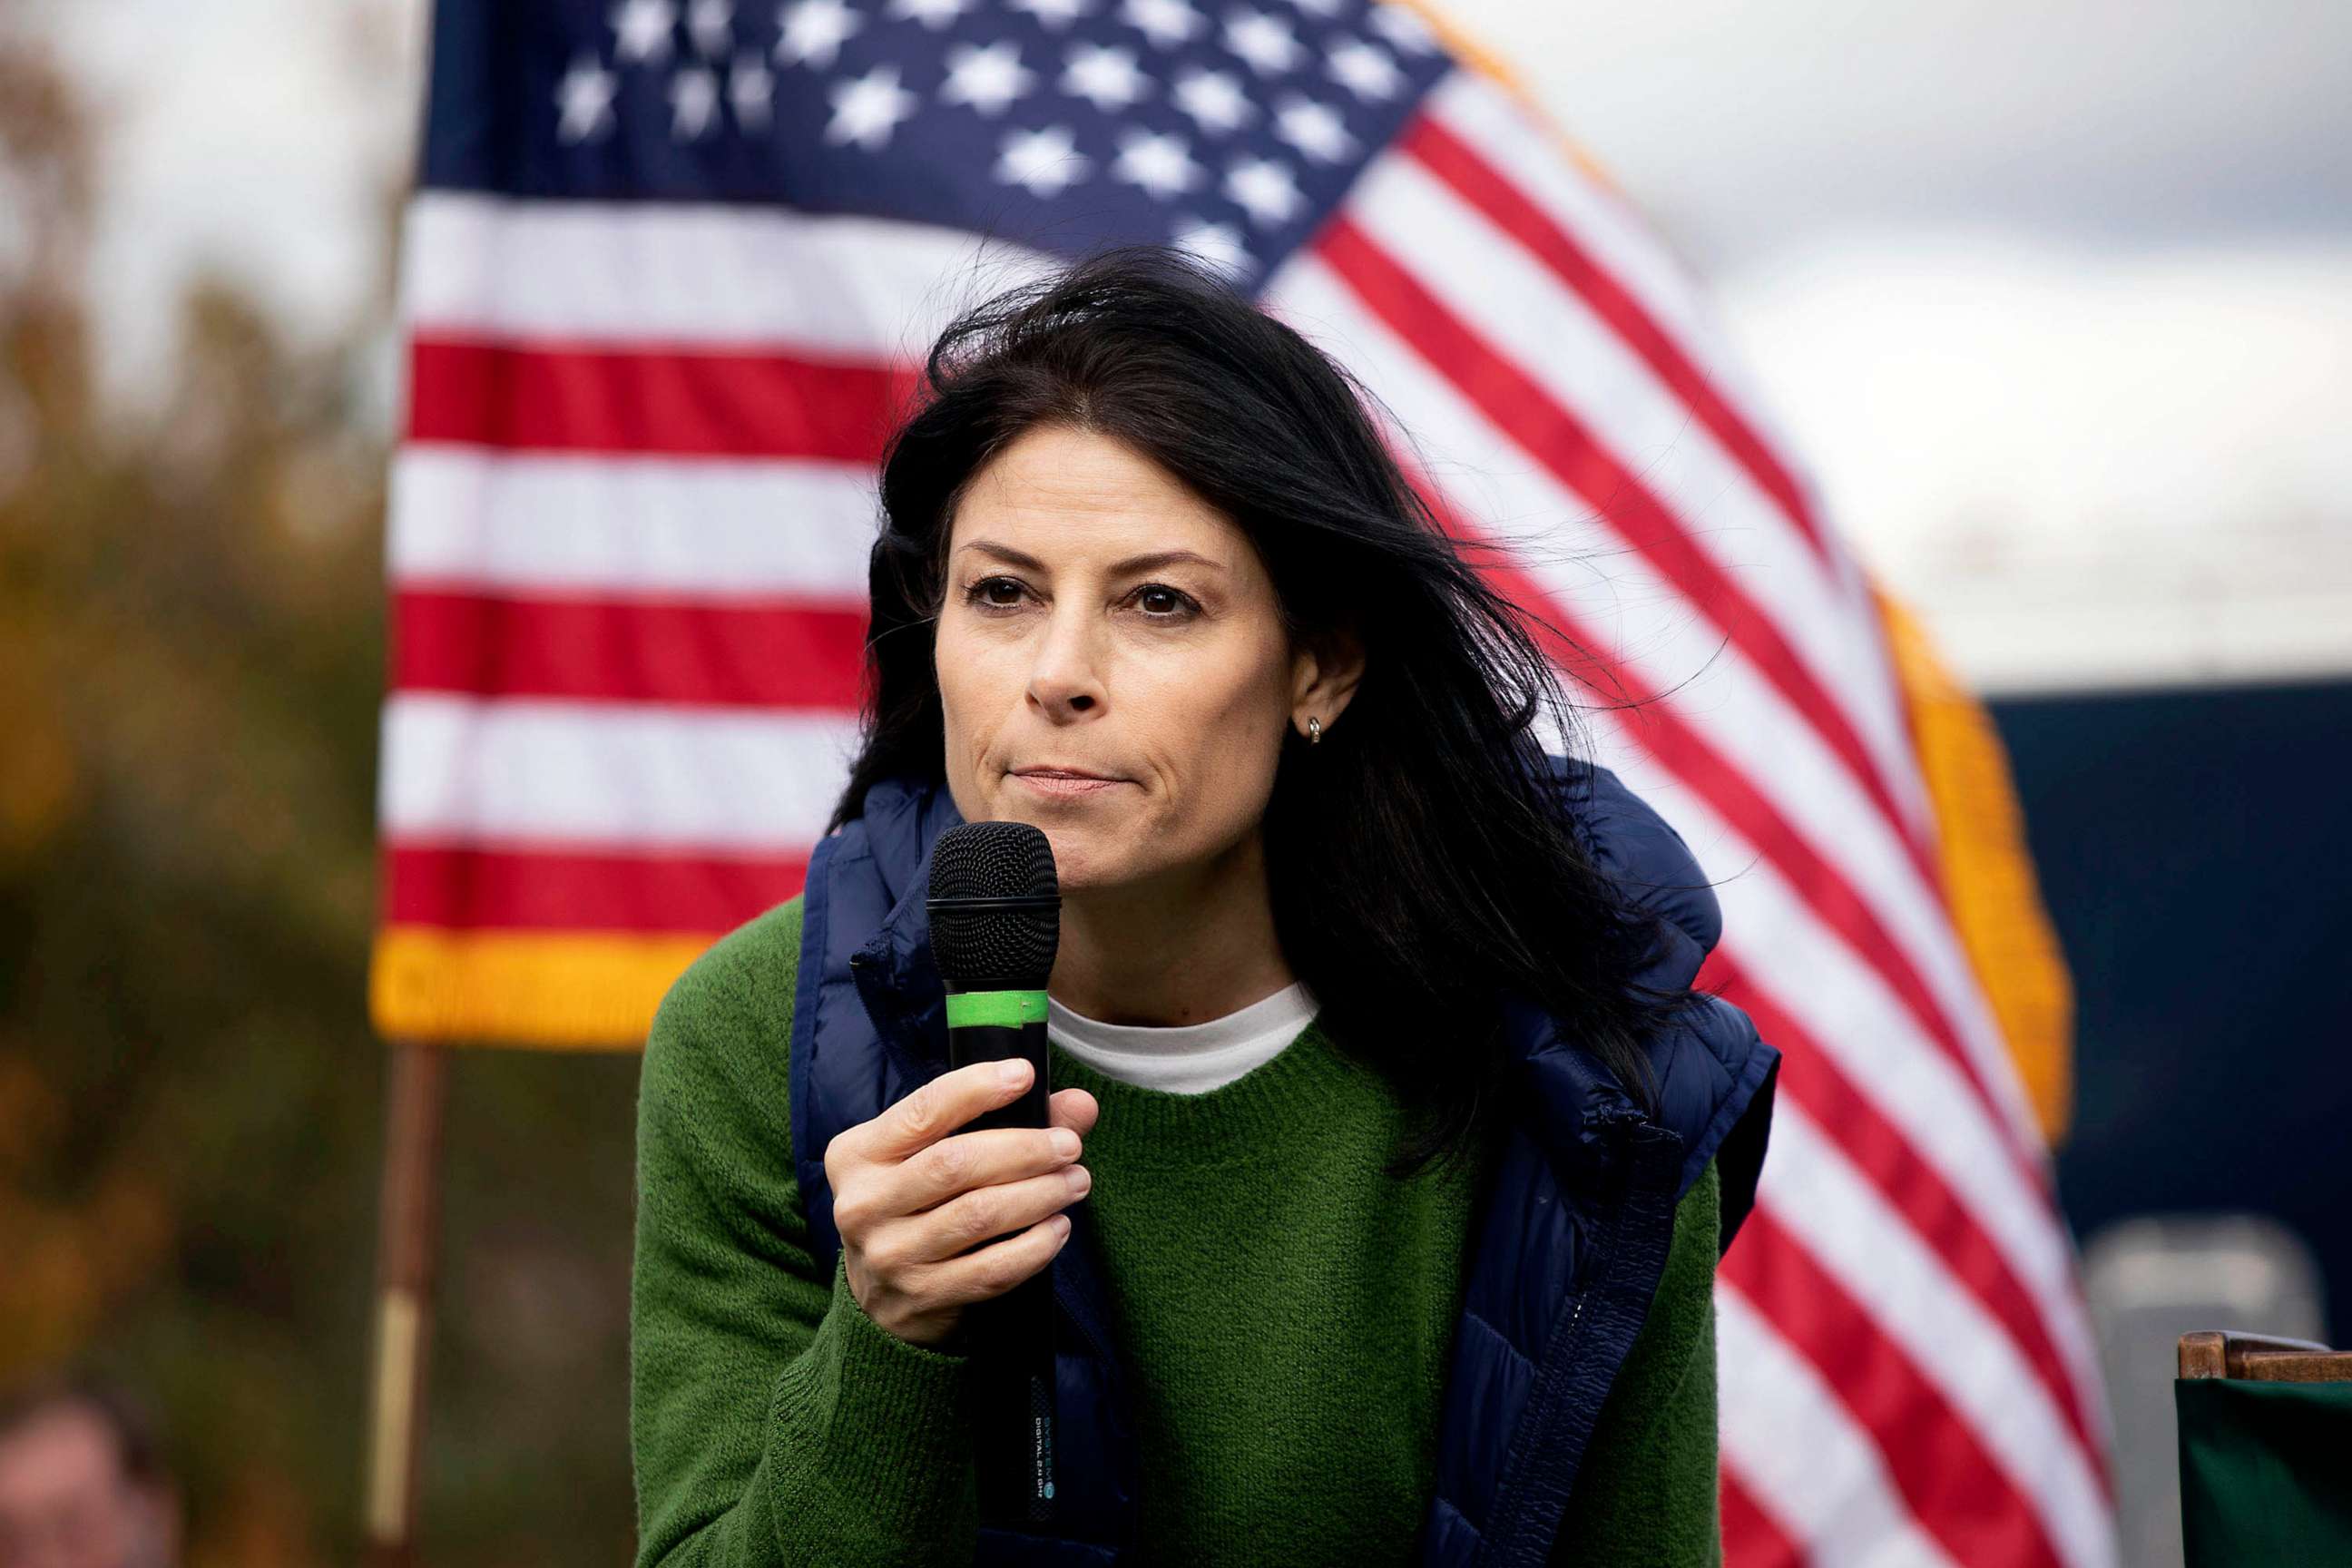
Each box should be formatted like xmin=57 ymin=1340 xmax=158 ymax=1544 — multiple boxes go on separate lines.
xmin=1601 ymin=746 xmax=2105 ymax=1409
xmin=1340 ymin=149 xmax=1920 ymax=800
xmin=1757 ymin=1111 xmax=2115 ymax=1568
xmin=400 ymin=191 xmax=1055 ymax=353
xmin=389 ymin=446 xmax=880 ymax=599
xmin=1422 ymin=72 xmax=1815 ymax=500
xmin=378 ymin=693 xmax=859 ymax=848
xmin=1717 ymin=1285 xmax=1964 ymax=1568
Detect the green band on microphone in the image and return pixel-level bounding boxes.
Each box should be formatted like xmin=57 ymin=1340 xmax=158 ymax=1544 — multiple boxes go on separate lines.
xmin=946 ymin=989 xmax=1050 ymax=1028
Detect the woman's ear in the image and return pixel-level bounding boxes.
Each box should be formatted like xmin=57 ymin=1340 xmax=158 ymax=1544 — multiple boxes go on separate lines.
xmin=1290 ymin=626 xmax=1367 ymax=732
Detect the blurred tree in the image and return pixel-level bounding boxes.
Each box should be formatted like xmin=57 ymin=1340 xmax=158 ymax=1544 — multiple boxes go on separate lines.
xmin=0 ymin=40 xmax=642 ymax=1568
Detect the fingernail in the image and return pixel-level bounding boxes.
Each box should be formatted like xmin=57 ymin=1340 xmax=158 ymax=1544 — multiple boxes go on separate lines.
xmin=1064 ymin=1166 xmax=1092 ymax=1198
xmin=1049 ymin=1128 xmax=1081 ymax=1158
xmin=1052 ymin=1213 xmax=1073 ymax=1240
xmin=998 ymin=1059 xmax=1030 ymax=1087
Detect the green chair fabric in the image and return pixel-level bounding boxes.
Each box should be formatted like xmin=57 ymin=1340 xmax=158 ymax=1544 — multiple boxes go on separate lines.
xmin=2177 ymin=1377 xmax=2352 ymax=1566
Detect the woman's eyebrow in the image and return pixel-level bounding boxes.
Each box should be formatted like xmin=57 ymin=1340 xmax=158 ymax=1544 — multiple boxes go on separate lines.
xmin=956 ymin=540 xmax=1226 ymax=575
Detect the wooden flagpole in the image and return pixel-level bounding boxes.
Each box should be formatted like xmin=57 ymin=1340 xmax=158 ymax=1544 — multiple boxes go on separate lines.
xmin=361 ymin=1039 xmax=448 ymax=1567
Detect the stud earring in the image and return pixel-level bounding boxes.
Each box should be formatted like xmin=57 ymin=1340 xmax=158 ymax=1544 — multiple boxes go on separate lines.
xmin=1306 ymin=715 xmax=1322 ymax=745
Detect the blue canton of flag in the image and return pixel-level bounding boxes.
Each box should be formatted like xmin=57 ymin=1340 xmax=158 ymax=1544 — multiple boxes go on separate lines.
xmin=422 ymin=0 xmax=1454 ymax=287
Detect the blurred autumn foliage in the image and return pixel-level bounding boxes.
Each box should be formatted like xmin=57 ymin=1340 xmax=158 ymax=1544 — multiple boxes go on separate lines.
xmin=0 ymin=42 xmax=641 ymax=1568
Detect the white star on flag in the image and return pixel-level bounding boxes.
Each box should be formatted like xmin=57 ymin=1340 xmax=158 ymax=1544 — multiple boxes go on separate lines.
xmin=1222 ymin=8 xmax=1300 ymax=74
xmin=611 ymin=0 xmax=678 ymax=64
xmin=1112 ymin=129 xmax=1203 ymax=198
xmin=1008 ymin=0 xmax=1092 ymax=28
xmin=671 ymin=65 xmax=720 ymax=137
xmin=1366 ymin=3 xmax=1436 ymax=54
xmin=1272 ymin=93 xmax=1355 ymax=162
xmin=995 ymin=124 xmax=1092 ymax=196
xmin=888 ymin=0 xmax=974 ymax=30
xmin=554 ymin=56 xmax=619 ymax=142
xmin=1062 ymin=43 xmax=1152 ymax=111
xmin=1325 ymin=37 xmax=1400 ymax=100
xmin=1171 ymin=66 xmax=1253 ymax=133
xmin=775 ymin=0 xmax=862 ymax=68
xmin=687 ymin=0 xmax=733 ymax=54
xmin=825 ymin=63 xmax=919 ymax=149
xmin=1287 ymin=0 xmax=1341 ymax=13
xmin=1224 ymin=153 xmax=1302 ymax=224
xmin=941 ymin=40 xmax=1036 ymax=116
xmin=1170 ymin=215 xmax=1250 ymax=278
xmin=1120 ymin=0 xmax=1202 ymax=47
xmin=730 ymin=54 xmax=775 ymax=128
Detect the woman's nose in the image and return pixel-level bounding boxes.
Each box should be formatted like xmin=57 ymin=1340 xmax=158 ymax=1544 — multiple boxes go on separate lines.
xmin=1025 ymin=603 xmax=1105 ymax=720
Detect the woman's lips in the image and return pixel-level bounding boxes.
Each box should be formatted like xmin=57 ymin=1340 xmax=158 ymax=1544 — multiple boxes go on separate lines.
xmin=1011 ymin=770 xmax=1127 ymax=799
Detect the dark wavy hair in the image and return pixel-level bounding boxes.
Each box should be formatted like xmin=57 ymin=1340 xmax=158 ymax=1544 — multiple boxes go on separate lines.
xmin=831 ymin=245 xmax=1688 ymax=1176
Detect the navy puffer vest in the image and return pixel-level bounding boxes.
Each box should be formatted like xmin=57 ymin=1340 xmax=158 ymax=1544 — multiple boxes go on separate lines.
xmin=789 ymin=756 xmax=1779 ymax=1565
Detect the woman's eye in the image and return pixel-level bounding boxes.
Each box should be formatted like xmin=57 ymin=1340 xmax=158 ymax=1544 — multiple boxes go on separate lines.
xmin=964 ymin=576 xmax=1194 ymax=619
xmin=1132 ymin=583 xmax=1198 ymax=618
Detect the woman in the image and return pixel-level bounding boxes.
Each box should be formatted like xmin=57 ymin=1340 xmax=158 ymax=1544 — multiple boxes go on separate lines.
xmin=631 ymin=248 xmax=1779 ymax=1568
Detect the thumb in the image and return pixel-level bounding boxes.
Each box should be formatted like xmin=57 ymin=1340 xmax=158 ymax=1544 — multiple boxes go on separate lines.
xmin=1048 ymin=1086 xmax=1101 ymax=1139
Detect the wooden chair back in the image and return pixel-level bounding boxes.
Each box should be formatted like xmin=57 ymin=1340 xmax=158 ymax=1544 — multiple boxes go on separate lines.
xmin=2178 ymin=1329 xmax=2352 ymax=1383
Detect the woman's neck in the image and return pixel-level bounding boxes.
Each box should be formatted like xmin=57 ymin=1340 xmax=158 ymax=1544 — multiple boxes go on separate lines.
xmin=1045 ymin=830 xmax=1297 ymax=1026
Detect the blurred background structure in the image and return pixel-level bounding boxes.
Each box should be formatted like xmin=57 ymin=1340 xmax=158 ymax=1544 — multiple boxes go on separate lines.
xmin=0 ymin=3 xmax=2344 ymax=1565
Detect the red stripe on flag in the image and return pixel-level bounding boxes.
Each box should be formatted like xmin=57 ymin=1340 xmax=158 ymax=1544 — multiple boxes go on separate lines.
xmin=391 ymin=589 xmax=868 ymax=709
xmin=407 ymin=336 xmax=917 ymax=459
xmin=1720 ymin=1468 xmax=1803 ymax=1568
xmin=1400 ymin=113 xmax=1831 ymax=565
xmin=1399 ymin=470 xmax=2047 ymax=1183
xmin=384 ymin=842 xmax=813 ymax=932
xmin=1724 ymin=1208 xmax=2071 ymax=1568
xmin=1707 ymin=951 xmax=2112 ymax=1495
xmin=1313 ymin=220 xmax=1945 ymax=897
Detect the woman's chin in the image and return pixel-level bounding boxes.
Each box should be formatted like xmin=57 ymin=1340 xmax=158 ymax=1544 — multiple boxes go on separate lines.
xmin=1009 ymin=822 xmax=1138 ymax=894
xmin=965 ymin=785 xmax=1143 ymax=889
xmin=1033 ymin=828 xmax=1113 ymax=890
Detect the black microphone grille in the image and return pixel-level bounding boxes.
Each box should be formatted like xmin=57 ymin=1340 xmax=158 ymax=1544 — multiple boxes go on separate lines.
xmin=926 ymin=821 xmax=1061 ymax=987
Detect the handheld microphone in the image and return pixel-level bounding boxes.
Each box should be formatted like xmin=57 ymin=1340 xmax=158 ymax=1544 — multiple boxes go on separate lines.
xmin=926 ymin=820 xmax=1061 ymax=1524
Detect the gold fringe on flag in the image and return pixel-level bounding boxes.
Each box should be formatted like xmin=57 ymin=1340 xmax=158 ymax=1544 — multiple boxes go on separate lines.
xmin=369 ymin=926 xmax=708 ymax=1050
xmin=1876 ymin=588 xmax=2076 ymax=1145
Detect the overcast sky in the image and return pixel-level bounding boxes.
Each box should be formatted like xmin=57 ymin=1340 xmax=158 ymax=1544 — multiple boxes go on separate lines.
xmin=1452 ymin=0 xmax=2352 ymax=261
xmin=23 ymin=0 xmax=2352 ymax=691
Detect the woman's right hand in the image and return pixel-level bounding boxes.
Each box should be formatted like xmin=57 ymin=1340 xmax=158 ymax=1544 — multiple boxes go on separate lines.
xmin=824 ymin=1057 xmax=1100 ymax=1349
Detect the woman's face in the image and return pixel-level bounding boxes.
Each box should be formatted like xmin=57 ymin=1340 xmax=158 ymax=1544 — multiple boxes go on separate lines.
xmin=933 ymin=424 xmax=1338 ymax=894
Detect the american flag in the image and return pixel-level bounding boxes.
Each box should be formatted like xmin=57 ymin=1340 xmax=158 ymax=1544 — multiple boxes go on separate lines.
xmin=373 ymin=1 xmax=2116 ymax=1562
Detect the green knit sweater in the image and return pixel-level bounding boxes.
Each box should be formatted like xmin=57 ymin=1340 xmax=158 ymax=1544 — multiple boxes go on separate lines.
xmin=631 ymin=896 xmax=1722 ymax=1567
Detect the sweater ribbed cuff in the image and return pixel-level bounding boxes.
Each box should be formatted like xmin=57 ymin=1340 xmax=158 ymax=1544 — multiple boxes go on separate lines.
xmin=764 ymin=1251 xmax=978 ymax=1551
